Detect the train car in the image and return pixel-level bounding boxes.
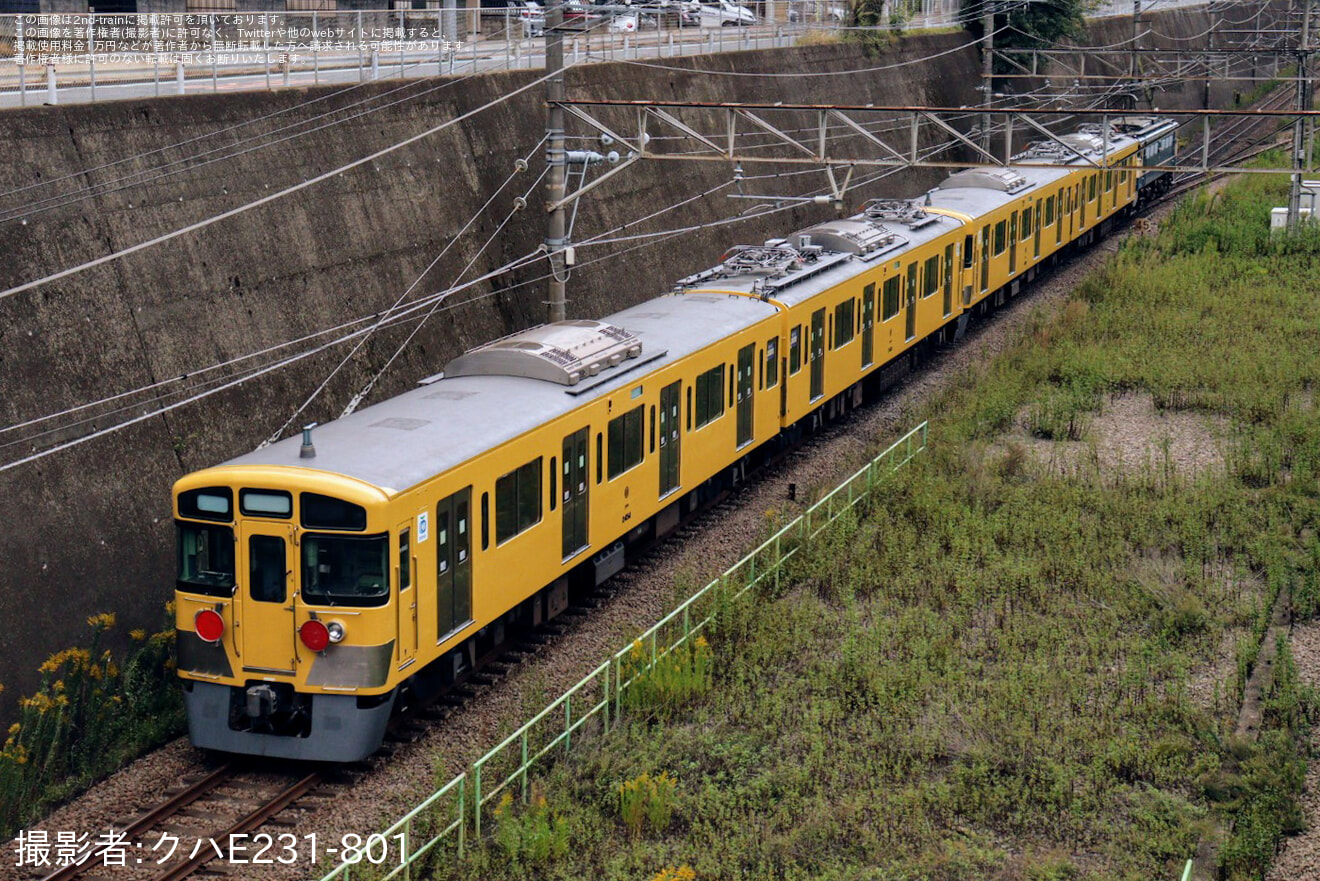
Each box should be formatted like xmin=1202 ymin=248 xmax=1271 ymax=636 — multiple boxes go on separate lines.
xmin=173 ymin=116 xmax=1174 ymax=761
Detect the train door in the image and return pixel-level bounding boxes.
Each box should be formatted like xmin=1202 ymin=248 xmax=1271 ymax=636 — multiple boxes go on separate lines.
xmin=904 ymin=262 xmax=917 ymax=341
xmin=435 ymin=487 xmax=473 ymax=641
xmin=979 ymin=226 xmax=990 ymax=293
xmin=861 ymin=282 xmax=875 ymax=367
xmin=809 ymin=309 xmax=825 ymax=401
xmin=1008 ymin=213 xmax=1018 ymax=274
xmin=240 ymin=522 xmax=295 ymax=675
xmin=1080 ymin=182 xmax=1087 ymax=228
xmin=395 ymin=522 xmax=416 ymax=666
xmin=942 ymin=244 xmax=954 ymax=317
xmin=659 ymin=382 xmax=681 ymax=498
xmin=1055 ymin=194 xmax=1063 ymax=245
xmin=736 ymin=343 xmax=754 ymax=447
xmin=562 ymin=428 xmax=589 ymax=558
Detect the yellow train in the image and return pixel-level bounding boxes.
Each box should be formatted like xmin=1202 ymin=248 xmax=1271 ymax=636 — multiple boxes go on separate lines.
xmin=174 ymin=116 xmax=1177 ymax=760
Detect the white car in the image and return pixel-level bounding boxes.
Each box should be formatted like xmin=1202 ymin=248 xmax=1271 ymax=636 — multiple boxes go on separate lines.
xmin=686 ymin=0 xmax=756 ymax=26
xmin=787 ymin=3 xmax=848 ymax=23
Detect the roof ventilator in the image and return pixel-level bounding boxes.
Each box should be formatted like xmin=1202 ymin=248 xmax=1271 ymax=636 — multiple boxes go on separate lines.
xmin=443 ymin=320 xmax=642 ymax=386
xmin=938 ymin=167 xmax=1032 ymax=193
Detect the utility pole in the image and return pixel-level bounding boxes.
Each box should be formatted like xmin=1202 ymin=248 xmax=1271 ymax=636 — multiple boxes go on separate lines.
xmin=980 ymin=0 xmax=994 ymax=154
xmin=1130 ymin=0 xmax=1142 ymax=108
xmin=1288 ymin=0 xmax=1314 ymax=231
xmin=545 ymin=1 xmax=568 ymax=322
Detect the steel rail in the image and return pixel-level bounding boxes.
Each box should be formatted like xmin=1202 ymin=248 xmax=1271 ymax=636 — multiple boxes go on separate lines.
xmin=38 ymin=762 xmax=236 ymax=881
xmin=150 ymin=771 xmax=324 ymax=881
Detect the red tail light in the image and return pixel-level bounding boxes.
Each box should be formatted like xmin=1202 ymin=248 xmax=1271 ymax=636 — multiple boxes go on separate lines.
xmin=194 ymin=609 xmax=225 ymax=644
xmin=300 ymin=620 xmax=330 ymax=653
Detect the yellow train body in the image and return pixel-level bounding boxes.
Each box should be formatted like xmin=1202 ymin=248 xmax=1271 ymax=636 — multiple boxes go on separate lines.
xmin=174 ymin=117 xmax=1174 ymax=761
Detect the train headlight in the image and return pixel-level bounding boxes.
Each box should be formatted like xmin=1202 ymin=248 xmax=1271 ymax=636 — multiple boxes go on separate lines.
xmin=299 ymin=619 xmax=331 ymax=653
xmin=194 ymin=609 xmax=225 ymax=644
xmin=327 ymin=622 xmax=346 ymax=644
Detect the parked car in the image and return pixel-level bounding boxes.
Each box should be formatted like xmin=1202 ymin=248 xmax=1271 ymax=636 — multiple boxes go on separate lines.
xmin=685 ymin=0 xmax=756 ymax=26
xmin=787 ymin=2 xmax=848 ymax=23
xmin=519 ymin=0 xmax=545 ymax=37
xmin=608 ymin=11 xmax=658 ymax=31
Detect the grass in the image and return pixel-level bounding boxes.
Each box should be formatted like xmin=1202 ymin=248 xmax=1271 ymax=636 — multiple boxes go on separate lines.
xmin=424 ymin=161 xmax=1320 ymax=880
xmin=0 ymin=607 xmax=182 ymax=841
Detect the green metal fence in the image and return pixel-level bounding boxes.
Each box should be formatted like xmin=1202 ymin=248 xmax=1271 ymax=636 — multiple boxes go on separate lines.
xmin=311 ymin=420 xmax=928 ymax=880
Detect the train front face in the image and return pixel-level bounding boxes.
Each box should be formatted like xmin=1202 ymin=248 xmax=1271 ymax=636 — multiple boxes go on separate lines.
xmin=173 ymin=467 xmax=399 ymax=762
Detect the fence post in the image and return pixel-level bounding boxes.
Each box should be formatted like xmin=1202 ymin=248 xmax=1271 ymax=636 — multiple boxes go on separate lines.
xmin=356 ymin=10 xmax=364 ymax=82
xmin=457 ymin=778 xmax=466 ymax=858
xmin=313 ymin=10 xmax=320 ymax=84
xmin=398 ymin=6 xmax=405 ymax=76
xmin=473 ymin=764 xmax=483 ymax=838
xmin=174 ymin=60 xmax=184 ymax=95
xmin=263 ymin=12 xmax=271 ymax=91
xmin=403 ymin=816 xmax=412 ymax=881
xmin=565 ymin=693 xmax=572 ymax=753
xmin=210 ymin=13 xmax=217 ymax=92
xmin=371 ymin=48 xmax=379 ymax=80
xmin=520 ymin=730 xmax=529 ymax=803
xmin=19 ymin=60 xmax=26 ymax=107
xmin=86 ymin=13 xmax=95 ymax=103
xmin=46 ymin=63 xmax=56 ymax=104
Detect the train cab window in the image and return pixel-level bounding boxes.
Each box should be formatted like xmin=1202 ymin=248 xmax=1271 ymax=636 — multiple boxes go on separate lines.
xmin=833 ymin=299 xmax=855 ymax=346
xmin=240 ymin=489 xmax=291 ymax=519
xmin=765 ymin=338 xmax=779 ymax=388
xmin=496 ymin=458 xmax=543 ymax=544
xmin=249 ymin=535 xmax=286 ymax=603
xmin=179 ymin=487 xmax=233 ymax=522
xmin=300 ymin=533 xmax=389 ymax=607
xmin=993 ymin=220 xmax=1007 ymax=255
xmin=608 ymin=406 xmax=644 ymax=479
xmin=1021 ymin=208 xmax=1032 ymax=239
xmin=301 ymin=493 xmax=366 ymax=531
xmin=922 ymin=256 xmax=939 ymax=297
xmin=881 ymin=276 xmax=900 ymax=321
xmin=695 ymin=365 xmax=725 ymax=428
xmin=789 ymin=326 xmax=802 ymax=374
xmin=962 ymin=235 xmax=974 ymax=268
xmin=176 ymin=522 xmax=235 ymax=597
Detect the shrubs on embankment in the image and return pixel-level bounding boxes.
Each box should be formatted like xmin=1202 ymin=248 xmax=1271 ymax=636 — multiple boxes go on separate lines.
xmin=1 ymin=609 xmax=180 ymax=841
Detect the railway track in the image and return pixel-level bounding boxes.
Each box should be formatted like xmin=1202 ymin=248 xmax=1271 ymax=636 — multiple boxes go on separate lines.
xmin=31 ymin=765 xmax=324 ymax=881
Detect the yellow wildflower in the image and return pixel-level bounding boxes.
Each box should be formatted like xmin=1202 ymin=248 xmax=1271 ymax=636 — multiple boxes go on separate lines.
xmin=87 ymin=612 xmax=116 ymax=630
xmin=130 ymin=629 xmax=147 ymax=641
xmin=493 ymin=791 xmax=513 ymax=819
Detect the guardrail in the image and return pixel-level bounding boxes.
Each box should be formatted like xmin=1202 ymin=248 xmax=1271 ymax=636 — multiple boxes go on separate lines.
xmin=0 ymin=2 xmax=972 ymax=107
xmin=313 ymin=419 xmax=927 ymax=880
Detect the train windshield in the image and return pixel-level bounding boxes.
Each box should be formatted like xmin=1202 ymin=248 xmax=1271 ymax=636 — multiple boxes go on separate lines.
xmin=176 ymin=523 xmax=236 ymax=597
xmin=301 ymin=534 xmax=389 ymax=607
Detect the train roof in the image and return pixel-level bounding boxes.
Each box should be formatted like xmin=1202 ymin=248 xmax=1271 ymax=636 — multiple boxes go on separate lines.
xmin=224 ymin=292 xmax=780 ymax=493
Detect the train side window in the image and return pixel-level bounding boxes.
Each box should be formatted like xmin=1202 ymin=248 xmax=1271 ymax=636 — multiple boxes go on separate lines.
xmin=789 ymin=326 xmax=802 ymax=374
xmin=922 ymin=256 xmax=939 ymax=297
xmin=757 ymin=351 xmax=764 ymax=390
xmin=608 ymin=405 xmax=644 ymax=479
xmin=1105 ymin=170 xmax=1113 ymax=192
xmin=550 ymin=457 xmax=557 ymax=512
xmin=728 ymin=367 xmax=735 ymax=408
xmin=686 ymin=386 xmax=692 ymax=430
xmin=1089 ymin=175 xmax=1098 ymax=201
xmin=481 ymin=493 xmax=489 ymax=550
xmin=993 ymin=220 xmax=1007 ymax=255
xmin=495 ymin=457 xmax=542 ymax=544
xmin=596 ymin=433 xmax=603 ymax=484
xmin=765 ymin=338 xmax=779 ymax=388
xmin=882 ymin=276 xmax=900 ymax=321
xmin=1044 ymin=196 xmax=1055 ymax=227
xmin=650 ymin=406 xmax=657 ymax=453
xmin=695 ymin=364 xmax=725 ymax=428
xmin=398 ymin=529 xmax=411 ymax=591
xmin=833 ymin=298 xmax=855 ymax=346
xmin=962 ymin=235 xmax=974 ymax=268
xmin=1021 ymin=207 xmax=1032 ymax=239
